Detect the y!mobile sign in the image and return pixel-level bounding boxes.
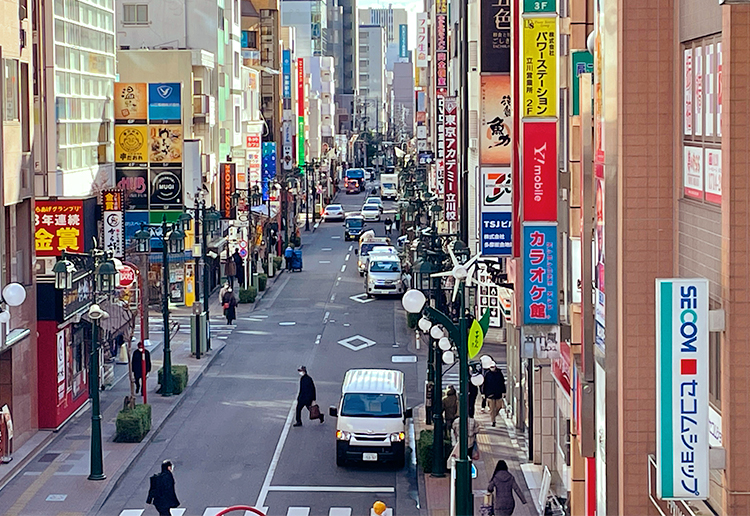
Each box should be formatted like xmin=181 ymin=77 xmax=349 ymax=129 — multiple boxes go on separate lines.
xmin=444 ymin=96 xmax=458 ymax=221
xmin=523 ymin=122 xmax=557 ymax=221
xmin=655 ymin=278 xmax=709 ymax=501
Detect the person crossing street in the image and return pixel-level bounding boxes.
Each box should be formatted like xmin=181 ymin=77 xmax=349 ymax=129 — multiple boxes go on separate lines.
xmin=294 ymin=366 xmax=324 ymax=426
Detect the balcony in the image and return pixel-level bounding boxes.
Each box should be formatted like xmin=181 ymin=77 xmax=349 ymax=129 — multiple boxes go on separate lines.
xmin=193 ymin=94 xmax=210 ymax=118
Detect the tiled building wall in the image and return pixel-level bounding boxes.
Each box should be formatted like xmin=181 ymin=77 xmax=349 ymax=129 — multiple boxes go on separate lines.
xmin=721 ymin=6 xmax=750 ymax=515
xmin=680 ymin=0 xmax=721 ymax=42
xmin=678 ymin=200 xmax=722 ymax=302
xmin=617 ymin=0 xmax=676 ymax=514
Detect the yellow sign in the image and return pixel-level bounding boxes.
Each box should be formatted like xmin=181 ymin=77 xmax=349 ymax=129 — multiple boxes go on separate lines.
xmin=467 ymin=319 xmax=484 ymax=359
xmin=115 ymin=125 xmax=148 ymax=163
xmin=523 ymin=17 xmax=557 ymax=118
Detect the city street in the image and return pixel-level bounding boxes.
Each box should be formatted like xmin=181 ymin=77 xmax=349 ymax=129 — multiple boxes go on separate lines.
xmin=96 ymin=187 xmax=426 ymax=516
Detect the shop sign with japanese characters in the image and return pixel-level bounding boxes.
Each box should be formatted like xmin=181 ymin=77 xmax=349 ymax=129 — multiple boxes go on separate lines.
xmin=103 ymin=211 xmax=124 ymax=258
xmin=35 ymin=200 xmax=84 ymax=257
xmin=435 ymin=91 xmax=446 ymax=196
xmin=444 ymin=96 xmax=458 ymax=221
xmin=522 ymin=223 xmax=558 ymax=324
xmin=115 ymin=125 xmax=148 ymax=164
xmin=416 ymin=13 xmax=428 ymax=68
xmin=524 ymin=0 xmax=556 ymax=13
xmin=655 ymin=278 xmax=708 ymax=501
xmin=481 ymin=0 xmax=510 ymax=73
xmin=148 ymin=83 xmax=182 ymax=122
xmin=523 ymin=121 xmax=557 ymax=221
xmin=114 ymin=82 xmax=147 ymax=123
xmin=481 ymin=75 xmax=512 ymax=165
xmin=523 ymin=17 xmax=557 ymax=118
xmin=481 ymin=212 xmax=512 ymax=256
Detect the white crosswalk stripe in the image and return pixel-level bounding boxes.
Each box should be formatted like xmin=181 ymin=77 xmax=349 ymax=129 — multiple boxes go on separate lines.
xmin=117 ymin=506 xmax=358 ymax=516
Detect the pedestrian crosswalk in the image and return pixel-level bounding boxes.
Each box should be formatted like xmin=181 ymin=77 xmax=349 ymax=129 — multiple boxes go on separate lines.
xmin=117 ymin=507 xmax=389 ymax=516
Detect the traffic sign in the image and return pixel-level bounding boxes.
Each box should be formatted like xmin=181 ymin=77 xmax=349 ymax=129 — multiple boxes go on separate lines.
xmin=239 ymin=240 xmax=248 ymax=249
xmin=118 ymin=265 xmax=136 ymax=288
xmin=239 ymin=248 xmax=248 ymax=258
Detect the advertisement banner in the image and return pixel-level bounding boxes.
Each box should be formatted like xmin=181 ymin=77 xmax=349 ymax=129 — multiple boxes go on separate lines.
xmin=262 ymin=142 xmax=277 ymax=201
xmin=115 ymin=126 xmax=148 ymax=164
xmin=103 ymin=211 xmax=124 ymax=258
xmin=247 ymin=133 xmax=262 ymax=185
xmin=220 ymin=162 xmax=236 ymax=219
xmin=482 ymin=167 xmax=512 ymax=208
xmin=522 ymin=18 xmax=557 ymax=118
xmin=523 ymin=121 xmax=557 ymax=221
xmin=444 ymin=96 xmax=458 ymax=221
xmin=399 ymin=25 xmax=408 ymax=58
xmin=282 ymin=50 xmax=292 ymax=99
xmin=148 ymin=125 xmax=183 ymax=164
xmin=281 ymin=122 xmax=294 ymax=171
xmin=148 ymin=83 xmax=181 ymax=122
xmin=684 ymin=48 xmax=693 ymax=136
xmin=34 ymin=199 xmax=84 ymax=256
xmin=150 ymin=169 xmax=183 ymax=210
xmin=116 ymin=168 xmax=149 ymax=210
xmin=683 ymin=146 xmax=703 ymax=200
xmin=655 ymin=278 xmax=709 ymax=500
xmin=572 ymin=51 xmax=593 ymax=116
xmin=114 ymin=83 xmax=147 ymax=122
xmin=704 ymin=148 xmax=721 ymax=204
xmin=416 ymin=13 xmax=428 ymax=67
xmin=524 ymin=0 xmax=556 ymax=12
xmin=297 ymin=58 xmax=305 ymax=166
xmin=481 ymin=0 xmax=510 ymax=73
xmin=481 ymin=212 xmax=513 ymax=256
xmin=435 ymin=14 xmax=448 ymax=88
xmin=481 ymin=75 xmax=512 ymax=165
xmin=435 ymin=90 xmax=446 ymax=196
xmin=522 ymin=223 xmax=558 ymax=324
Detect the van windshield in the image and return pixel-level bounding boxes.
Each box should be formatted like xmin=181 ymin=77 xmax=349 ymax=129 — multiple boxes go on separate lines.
xmin=341 ymin=393 xmax=402 ymax=418
xmin=360 ymin=243 xmax=387 ymax=255
xmin=346 ymin=219 xmax=364 ymax=228
xmin=370 ymin=261 xmax=401 ymax=273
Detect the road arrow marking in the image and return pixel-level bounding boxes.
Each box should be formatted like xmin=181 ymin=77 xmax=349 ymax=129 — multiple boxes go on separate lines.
xmin=338 ymin=334 xmax=376 ymax=351
xmin=349 ymin=293 xmax=374 ymax=304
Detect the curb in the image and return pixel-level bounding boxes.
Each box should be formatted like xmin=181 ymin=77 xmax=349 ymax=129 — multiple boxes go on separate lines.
xmin=87 ymin=342 xmax=227 ymax=516
xmin=0 ymin=431 xmax=57 ymax=492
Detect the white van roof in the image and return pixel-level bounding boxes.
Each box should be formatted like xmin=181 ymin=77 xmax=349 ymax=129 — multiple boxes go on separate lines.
xmin=342 ymin=369 xmax=404 ymax=395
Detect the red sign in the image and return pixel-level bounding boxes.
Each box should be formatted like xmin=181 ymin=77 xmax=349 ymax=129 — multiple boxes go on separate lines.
xmin=444 ymin=96 xmax=458 ymax=221
xmin=246 ymin=135 xmax=260 ymax=149
xmin=220 ymin=162 xmax=236 ymax=219
xmin=551 ymin=340 xmax=571 ymax=394
xmin=34 ymin=199 xmax=85 ymax=257
xmin=522 ymin=121 xmax=557 ymax=221
xmin=118 ymin=265 xmax=136 ymax=287
xmin=297 ymin=58 xmax=305 ymax=118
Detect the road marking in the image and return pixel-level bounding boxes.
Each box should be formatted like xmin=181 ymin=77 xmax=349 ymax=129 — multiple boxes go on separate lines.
xmin=321 ymin=247 xmax=332 ymax=251
xmin=45 ymin=494 xmax=67 ymax=501
xmin=348 ymin=245 xmax=353 ymax=251
xmin=392 ymin=355 xmax=418 ymax=363
xmin=329 ymin=509 xmax=353 ymax=516
xmin=279 ymin=322 xmax=296 ymax=326
xmin=268 ymin=485 xmax=395 ymax=493
xmin=319 ymin=260 xmax=331 ymax=264
xmin=331 ymin=236 xmax=341 ymax=239
xmin=315 ymin=334 xmax=322 ymax=345
xmin=237 ymin=330 xmax=272 ymax=335
xmin=349 ymin=293 xmax=374 ymax=304
xmin=255 ymin=402 xmax=297 ymax=508
xmin=340 ymin=264 xmax=346 ymax=272
xmin=337 ymin=276 xmax=341 ymax=281
xmin=330 ymin=293 xmax=336 ymax=302
xmin=286 ymin=508 xmax=310 ymax=516
xmin=324 ymin=311 xmax=330 ymax=323
xmin=338 ymin=334 xmax=376 ymax=351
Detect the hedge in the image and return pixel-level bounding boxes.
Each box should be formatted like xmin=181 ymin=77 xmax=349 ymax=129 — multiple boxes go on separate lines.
xmin=416 ymin=429 xmax=452 ymax=473
xmin=273 ymin=256 xmax=284 ymax=271
xmin=258 ymin=273 xmax=268 ymax=291
xmin=115 ymin=403 xmax=151 ymax=443
xmin=157 ymin=364 xmax=189 ymax=395
xmin=239 ymin=287 xmax=257 ymax=304
xmin=407 ymin=312 xmax=420 ymax=329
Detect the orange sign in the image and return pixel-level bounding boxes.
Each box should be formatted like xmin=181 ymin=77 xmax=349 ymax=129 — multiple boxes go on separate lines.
xmin=35 ymin=200 xmax=85 ymax=257
xmin=101 ymin=189 xmax=124 ymax=211
xmin=114 ymin=83 xmax=148 ymax=121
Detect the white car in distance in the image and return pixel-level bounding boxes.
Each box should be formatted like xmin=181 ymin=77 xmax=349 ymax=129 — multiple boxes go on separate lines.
xmin=360 ymin=204 xmax=381 ymax=221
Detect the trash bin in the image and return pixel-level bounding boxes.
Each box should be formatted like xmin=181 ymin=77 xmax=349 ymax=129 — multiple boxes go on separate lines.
xmin=191 ymin=311 xmax=208 ymax=357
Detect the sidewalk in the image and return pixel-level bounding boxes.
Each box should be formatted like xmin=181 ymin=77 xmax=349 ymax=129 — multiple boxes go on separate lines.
xmin=0 ymin=273 xmax=285 ymax=516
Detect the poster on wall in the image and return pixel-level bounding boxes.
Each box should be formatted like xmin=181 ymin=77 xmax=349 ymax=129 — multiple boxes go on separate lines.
xmin=34 ymin=199 xmax=84 ymax=257
xmin=704 ymin=148 xmax=721 ymax=204
xmin=684 ymin=49 xmax=693 ymax=136
xmin=149 ymin=125 xmax=183 ymax=164
xmin=683 ymin=146 xmax=703 ymax=199
xmin=114 ymin=83 xmax=148 ymax=123
xmin=481 ymin=75 xmax=512 ymax=165
xmin=522 ymin=18 xmax=557 ymax=118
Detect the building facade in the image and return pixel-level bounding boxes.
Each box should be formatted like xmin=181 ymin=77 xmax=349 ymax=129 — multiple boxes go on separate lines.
xmin=357 ymin=24 xmax=386 ymax=134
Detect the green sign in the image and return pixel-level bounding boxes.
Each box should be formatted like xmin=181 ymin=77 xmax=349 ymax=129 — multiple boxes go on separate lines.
xmin=468 ymin=319 xmax=484 ymax=359
xmin=523 ymin=0 xmax=556 ymax=13
xmin=571 ymin=51 xmax=594 ymax=116
xmin=297 ymin=116 xmax=305 ymax=166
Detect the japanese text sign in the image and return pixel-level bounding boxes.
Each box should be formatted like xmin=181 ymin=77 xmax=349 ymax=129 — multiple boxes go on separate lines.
xmin=481 ymin=0 xmax=510 ymax=73
xmin=482 ymin=212 xmax=513 ymax=256
xmin=283 ymin=50 xmax=292 ymax=99
xmin=148 ymin=83 xmax=182 ymax=122
xmin=523 ymin=223 xmax=558 ymax=324
xmin=655 ymin=278 xmax=709 ymax=501
xmin=523 ymin=121 xmax=558 ymax=221
xmin=416 ymin=13 xmax=428 ymax=68
xmin=571 ymin=51 xmax=593 ymax=116
xmin=481 ymin=75 xmax=512 ymax=165
xmin=435 ymin=91 xmax=446 ymax=196
xmin=444 ymin=96 xmax=459 ymax=221
xmin=523 ymin=18 xmax=557 ymax=118
xmin=101 ymin=190 xmax=124 ymax=212
xmin=114 ymin=83 xmax=147 ymax=122
xmin=103 ymin=211 xmax=124 ymax=258
xmin=115 ymin=125 xmax=148 ymax=164
xmin=35 ymin=199 xmax=84 ymax=257
xmin=399 ymin=25 xmax=408 ymax=58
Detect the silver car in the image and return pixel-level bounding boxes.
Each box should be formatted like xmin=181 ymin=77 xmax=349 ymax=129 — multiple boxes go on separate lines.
xmin=324 ymin=204 xmax=345 ymax=221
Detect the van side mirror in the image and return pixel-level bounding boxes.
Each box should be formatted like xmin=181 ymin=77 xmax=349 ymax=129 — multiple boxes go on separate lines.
xmin=354 ymin=249 xmax=358 ymax=255
xmin=329 ymin=406 xmax=338 ymax=417
xmin=404 ymin=407 xmax=413 ymax=419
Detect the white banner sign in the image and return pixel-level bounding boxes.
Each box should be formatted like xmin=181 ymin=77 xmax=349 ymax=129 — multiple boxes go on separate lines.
xmin=416 ymin=13 xmax=428 ymax=68
xmin=655 ymin=278 xmax=709 ymax=500
xmin=103 ymin=211 xmax=124 ymax=258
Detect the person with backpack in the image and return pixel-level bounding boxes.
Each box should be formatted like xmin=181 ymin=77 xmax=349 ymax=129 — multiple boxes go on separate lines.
xmin=146 ymin=460 xmax=180 ymax=515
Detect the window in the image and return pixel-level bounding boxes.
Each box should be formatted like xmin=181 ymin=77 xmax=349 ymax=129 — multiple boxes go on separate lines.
xmin=122 ymin=4 xmax=148 ymax=25
xmin=3 ymin=59 xmax=19 ymax=121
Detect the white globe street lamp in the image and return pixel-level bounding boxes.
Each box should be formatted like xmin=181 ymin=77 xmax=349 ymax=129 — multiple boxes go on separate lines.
xmin=442 ymin=350 xmax=455 ymax=365
xmin=418 ymin=317 xmax=432 ymax=332
xmin=438 ymin=336 xmax=452 ymax=351
xmin=402 ymin=289 xmax=427 ymax=314
xmin=430 ymin=325 xmax=445 ymax=339
xmin=470 ymin=374 xmax=485 ymax=387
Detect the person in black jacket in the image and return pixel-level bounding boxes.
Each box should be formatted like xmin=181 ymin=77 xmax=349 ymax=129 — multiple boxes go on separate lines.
xmin=132 ymin=341 xmax=151 ymax=394
xmin=483 ymin=362 xmax=506 ymax=427
xmin=146 ymin=460 xmax=180 ymax=515
xmin=294 ymin=366 xmax=324 ymax=426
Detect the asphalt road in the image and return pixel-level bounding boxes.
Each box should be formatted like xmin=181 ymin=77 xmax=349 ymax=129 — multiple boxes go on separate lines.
xmin=98 ymin=186 xmax=426 ymax=516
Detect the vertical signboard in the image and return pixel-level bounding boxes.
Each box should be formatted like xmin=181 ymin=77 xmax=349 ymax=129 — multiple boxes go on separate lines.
xmin=522 ymin=121 xmax=557 ymax=221
xmin=102 ymin=190 xmax=124 ymax=258
xmin=435 ymin=91 xmax=446 ymax=196
xmin=480 ymin=75 xmax=512 ymax=165
xmin=220 ymin=162 xmax=236 ymax=219
xmin=522 ymin=223 xmax=558 ymax=324
xmin=34 ymin=200 xmax=85 ymax=256
xmin=684 ymin=48 xmax=693 ymax=136
xmin=297 ymin=58 xmax=305 ymax=166
xmin=262 ymin=142 xmax=277 ymax=201
xmin=435 ymin=0 xmax=448 ymax=89
xmin=282 ymin=122 xmax=294 ymax=171
xmin=416 ymin=13 xmax=428 ymax=68
xmin=481 ymin=167 xmax=513 ymax=255
xmin=481 ymin=0 xmax=511 ymax=73
xmin=655 ymin=278 xmax=709 ymax=501
xmin=481 ymin=212 xmax=513 ymax=255
xmin=444 ymin=96 xmax=458 ymax=221
xmin=283 ymin=50 xmax=292 ymax=99
xmin=399 ymin=25 xmax=408 ymax=58
xmin=522 ymin=18 xmax=557 ymax=117
xmin=247 ymin=134 xmax=262 ymax=185
xmin=571 ymin=51 xmax=593 ymax=116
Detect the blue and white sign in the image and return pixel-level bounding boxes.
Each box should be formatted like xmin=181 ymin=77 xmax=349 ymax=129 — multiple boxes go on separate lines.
xmin=148 ymin=83 xmax=181 ymax=121
xmin=399 ymin=25 xmax=408 ymax=59
xmin=522 ymin=223 xmax=558 ymax=325
xmin=261 ymin=142 xmax=277 ymax=201
xmin=282 ymin=50 xmax=292 ymax=99
xmin=655 ymin=278 xmax=709 ymax=500
xmin=481 ymin=212 xmax=512 ymax=256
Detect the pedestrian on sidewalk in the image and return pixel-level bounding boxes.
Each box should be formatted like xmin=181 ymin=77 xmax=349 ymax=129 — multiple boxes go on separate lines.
xmin=294 ymin=366 xmax=324 ymax=426
xmin=285 ymin=244 xmax=294 ymax=270
xmin=146 ymin=460 xmax=180 ymax=516
xmin=483 ymin=361 xmax=507 ymax=427
xmin=452 ymin=415 xmax=481 ymax=458
xmin=487 ymin=460 xmax=528 ymax=516
xmin=394 ymin=211 xmax=401 ymax=232
xmin=468 ymin=380 xmax=479 ymax=418
xmin=222 ymin=287 xmax=237 ymax=325
xmin=232 ymin=249 xmax=244 ymax=286
xmin=225 ymin=255 xmax=237 ymax=288
xmin=132 ymin=341 xmax=151 ymax=394
xmin=442 ymin=385 xmax=458 ymax=433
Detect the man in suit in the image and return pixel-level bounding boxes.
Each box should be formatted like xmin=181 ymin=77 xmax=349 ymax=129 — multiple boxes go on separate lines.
xmin=132 ymin=342 xmax=152 ymax=394
xmin=294 ymin=366 xmax=324 ymax=426
xmin=147 ymin=460 xmax=180 ymax=515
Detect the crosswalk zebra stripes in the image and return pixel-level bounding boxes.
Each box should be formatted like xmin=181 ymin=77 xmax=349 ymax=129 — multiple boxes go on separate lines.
xmin=117 ymin=507 xmax=392 ymax=516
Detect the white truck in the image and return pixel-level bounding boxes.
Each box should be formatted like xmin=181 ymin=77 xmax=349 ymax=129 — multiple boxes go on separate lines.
xmin=380 ymin=173 xmax=399 ymax=200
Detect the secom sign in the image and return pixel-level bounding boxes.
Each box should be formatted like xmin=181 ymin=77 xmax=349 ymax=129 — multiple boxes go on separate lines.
xmin=655 ymin=278 xmax=709 ymax=500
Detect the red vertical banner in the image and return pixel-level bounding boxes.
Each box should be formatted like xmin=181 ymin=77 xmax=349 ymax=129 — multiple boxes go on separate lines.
xmin=297 ymin=58 xmax=304 ymax=118
xmin=444 ymin=96 xmax=459 ymax=221
xmin=511 ymin=0 xmax=521 ymax=257
xmin=522 ymin=121 xmax=557 ymax=221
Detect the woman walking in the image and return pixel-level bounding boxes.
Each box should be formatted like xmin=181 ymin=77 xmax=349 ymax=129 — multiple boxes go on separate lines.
xmin=487 ymin=460 xmax=527 ymax=516
xmin=222 ymin=287 xmax=238 ymax=325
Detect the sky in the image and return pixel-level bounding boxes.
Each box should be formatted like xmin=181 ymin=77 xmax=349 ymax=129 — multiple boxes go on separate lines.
xmin=356 ymin=0 xmax=422 ymax=49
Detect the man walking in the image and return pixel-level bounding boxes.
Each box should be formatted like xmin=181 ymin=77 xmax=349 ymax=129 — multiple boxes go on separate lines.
xmin=146 ymin=460 xmax=180 ymax=515
xmin=483 ymin=361 xmax=506 ymax=427
xmin=294 ymin=366 xmax=324 ymax=426
xmin=132 ymin=341 xmax=151 ymax=394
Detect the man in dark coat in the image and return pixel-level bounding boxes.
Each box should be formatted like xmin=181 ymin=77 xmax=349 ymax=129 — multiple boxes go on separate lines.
xmin=146 ymin=460 xmax=180 ymax=515
xmin=483 ymin=362 xmax=506 ymax=427
xmin=222 ymin=288 xmax=238 ymax=325
xmin=132 ymin=341 xmax=152 ymax=394
xmin=232 ymin=249 xmax=244 ymax=286
xmin=294 ymin=366 xmax=324 ymax=426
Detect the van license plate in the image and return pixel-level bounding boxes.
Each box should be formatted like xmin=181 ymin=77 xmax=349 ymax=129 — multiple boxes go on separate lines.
xmin=362 ymin=453 xmax=378 ymax=461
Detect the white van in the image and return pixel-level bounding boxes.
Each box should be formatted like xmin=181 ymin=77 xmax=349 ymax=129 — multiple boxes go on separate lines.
xmin=365 ymin=254 xmax=405 ymax=297
xmin=329 ymin=369 xmax=413 ymax=467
